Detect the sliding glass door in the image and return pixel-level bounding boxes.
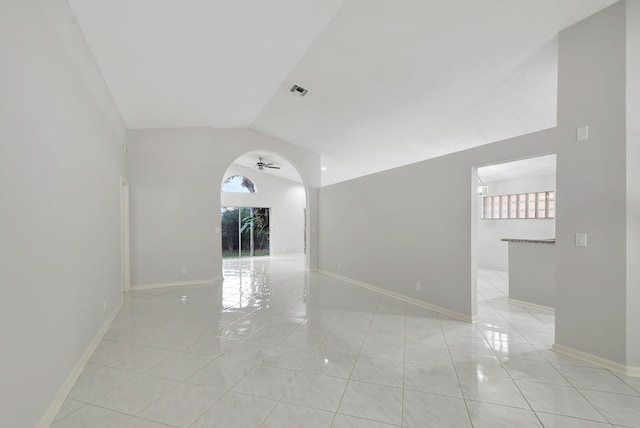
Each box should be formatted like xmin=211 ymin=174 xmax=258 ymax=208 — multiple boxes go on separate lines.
xmin=221 ymin=206 xmax=270 ymax=258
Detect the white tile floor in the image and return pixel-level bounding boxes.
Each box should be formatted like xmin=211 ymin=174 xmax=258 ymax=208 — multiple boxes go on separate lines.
xmin=51 ymin=256 xmax=640 ymax=427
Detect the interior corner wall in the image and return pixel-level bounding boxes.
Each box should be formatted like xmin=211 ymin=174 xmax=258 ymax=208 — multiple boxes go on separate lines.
xmin=319 ymin=129 xmax=557 ymax=318
xmin=128 ymin=128 xmax=320 ymax=287
xmin=0 ymin=0 xmax=127 ymax=426
xmin=554 ymin=1 xmax=628 ymax=365
xmin=221 ymin=164 xmax=306 ymax=256
xmin=477 ymin=175 xmax=556 ymax=272
xmin=626 ymin=0 xmax=640 ymax=368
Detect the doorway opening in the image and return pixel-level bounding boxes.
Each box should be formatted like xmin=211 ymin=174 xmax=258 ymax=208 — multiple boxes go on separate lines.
xmin=220 ymin=151 xmax=307 ymax=263
xmin=219 ymin=151 xmax=308 ymax=315
xmin=221 ymin=206 xmax=271 ymax=258
xmin=471 ymin=155 xmax=557 ymax=355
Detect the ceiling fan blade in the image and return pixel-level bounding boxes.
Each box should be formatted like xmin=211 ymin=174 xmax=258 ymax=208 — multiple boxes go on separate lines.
xmin=255 ymin=157 xmax=280 ymax=170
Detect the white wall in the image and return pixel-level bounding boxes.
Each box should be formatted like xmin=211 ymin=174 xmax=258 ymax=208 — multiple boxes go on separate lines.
xmin=128 ymin=128 xmax=320 ymax=287
xmin=477 ymin=175 xmax=556 ymax=271
xmin=320 ymin=1 xmax=638 ymax=368
xmin=0 ymin=0 xmax=126 ymax=426
xmin=319 ymin=129 xmax=557 ymax=320
xmin=221 ymin=164 xmax=306 ymax=255
xmin=626 ymin=0 xmax=640 ymax=369
xmin=554 ymin=1 xmax=629 ymax=366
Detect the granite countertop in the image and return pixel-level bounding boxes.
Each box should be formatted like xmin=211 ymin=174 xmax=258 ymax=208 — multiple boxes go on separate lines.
xmin=501 ymin=238 xmax=556 ymax=244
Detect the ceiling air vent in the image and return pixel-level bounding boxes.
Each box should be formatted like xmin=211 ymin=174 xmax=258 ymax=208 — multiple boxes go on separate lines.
xmin=289 ymin=84 xmax=308 ymax=97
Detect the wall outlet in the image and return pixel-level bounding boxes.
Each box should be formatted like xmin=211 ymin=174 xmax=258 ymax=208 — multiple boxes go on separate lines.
xmin=181 ymin=267 xmax=187 ymax=275
xmin=337 ymin=263 xmax=341 ymax=270
xmin=103 ymin=301 xmax=107 ymax=312
xmin=415 ymin=282 xmax=421 ymax=291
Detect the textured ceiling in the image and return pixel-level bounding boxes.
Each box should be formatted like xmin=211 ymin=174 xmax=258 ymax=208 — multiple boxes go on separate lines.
xmin=68 ymin=0 xmax=617 ymax=185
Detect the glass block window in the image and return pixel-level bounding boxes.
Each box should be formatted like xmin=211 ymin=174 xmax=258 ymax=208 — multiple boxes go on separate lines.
xmin=482 ymin=191 xmax=555 ymax=219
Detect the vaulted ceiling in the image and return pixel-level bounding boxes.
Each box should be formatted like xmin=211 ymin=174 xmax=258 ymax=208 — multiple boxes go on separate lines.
xmin=68 ymin=0 xmax=617 ymax=185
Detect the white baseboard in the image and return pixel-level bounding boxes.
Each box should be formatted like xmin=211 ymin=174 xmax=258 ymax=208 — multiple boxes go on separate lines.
xmin=37 ymin=299 xmax=123 ymax=428
xmin=318 ymin=270 xmax=475 ymax=323
xmin=130 ymin=278 xmax=218 ymax=292
xmin=507 ymin=298 xmax=555 ymax=313
xmin=552 ymin=343 xmax=640 ymax=378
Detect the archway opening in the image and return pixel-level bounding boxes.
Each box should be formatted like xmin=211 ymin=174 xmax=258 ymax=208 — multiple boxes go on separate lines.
xmin=220 ymin=151 xmax=307 ymax=263
xmin=218 ymin=150 xmax=309 ymax=312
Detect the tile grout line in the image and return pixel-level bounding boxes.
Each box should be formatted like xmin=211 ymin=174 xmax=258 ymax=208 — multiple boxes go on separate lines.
xmin=481 ymin=272 xmax=613 ymax=427
xmin=329 ymin=294 xmax=379 ymax=427
xmin=54 ymin=262 xmax=634 ymax=427
xmin=440 ymin=318 xmax=476 ymax=428
xmin=477 ymin=273 xmax=542 ymax=426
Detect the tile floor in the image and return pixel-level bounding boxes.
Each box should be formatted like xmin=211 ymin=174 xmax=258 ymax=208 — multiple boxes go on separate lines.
xmin=51 ymin=256 xmax=640 ymax=427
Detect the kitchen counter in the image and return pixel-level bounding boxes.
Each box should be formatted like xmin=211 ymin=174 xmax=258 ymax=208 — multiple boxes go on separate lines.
xmin=501 ymin=238 xmax=555 ymax=244
xmin=502 ymin=238 xmax=555 ymax=309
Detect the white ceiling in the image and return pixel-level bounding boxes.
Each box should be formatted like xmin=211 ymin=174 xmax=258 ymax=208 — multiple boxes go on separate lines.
xmin=67 ymin=0 xmax=347 ymax=129
xmin=478 ymin=154 xmax=557 ymax=183
xmin=68 ymin=0 xmax=616 ymax=186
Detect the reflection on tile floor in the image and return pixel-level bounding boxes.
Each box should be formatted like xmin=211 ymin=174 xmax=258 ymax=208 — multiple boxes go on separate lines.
xmin=51 ymin=256 xmax=640 ymax=427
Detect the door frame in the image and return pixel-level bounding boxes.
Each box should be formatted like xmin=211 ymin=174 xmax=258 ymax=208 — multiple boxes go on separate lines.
xmin=121 ymin=177 xmax=131 ymax=293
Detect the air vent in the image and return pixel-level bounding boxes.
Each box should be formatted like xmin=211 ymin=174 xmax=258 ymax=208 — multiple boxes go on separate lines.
xmin=289 ymin=84 xmax=308 ymax=97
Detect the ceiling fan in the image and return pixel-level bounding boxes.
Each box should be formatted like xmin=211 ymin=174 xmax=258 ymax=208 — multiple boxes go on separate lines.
xmin=256 ymin=157 xmax=280 ymax=171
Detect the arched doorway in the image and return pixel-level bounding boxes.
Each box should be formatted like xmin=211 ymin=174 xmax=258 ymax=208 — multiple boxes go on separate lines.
xmin=219 ymin=150 xmax=308 ymax=266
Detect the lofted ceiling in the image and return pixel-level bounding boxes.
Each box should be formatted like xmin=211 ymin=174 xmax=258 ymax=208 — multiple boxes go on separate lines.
xmin=68 ymin=0 xmax=617 ymax=186
xmin=67 ymin=0 xmax=347 ymax=129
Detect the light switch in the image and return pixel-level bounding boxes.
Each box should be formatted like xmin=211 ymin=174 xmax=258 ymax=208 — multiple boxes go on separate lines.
xmin=577 ymin=126 xmax=589 ymax=142
xmin=575 ymin=233 xmax=587 ymax=247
